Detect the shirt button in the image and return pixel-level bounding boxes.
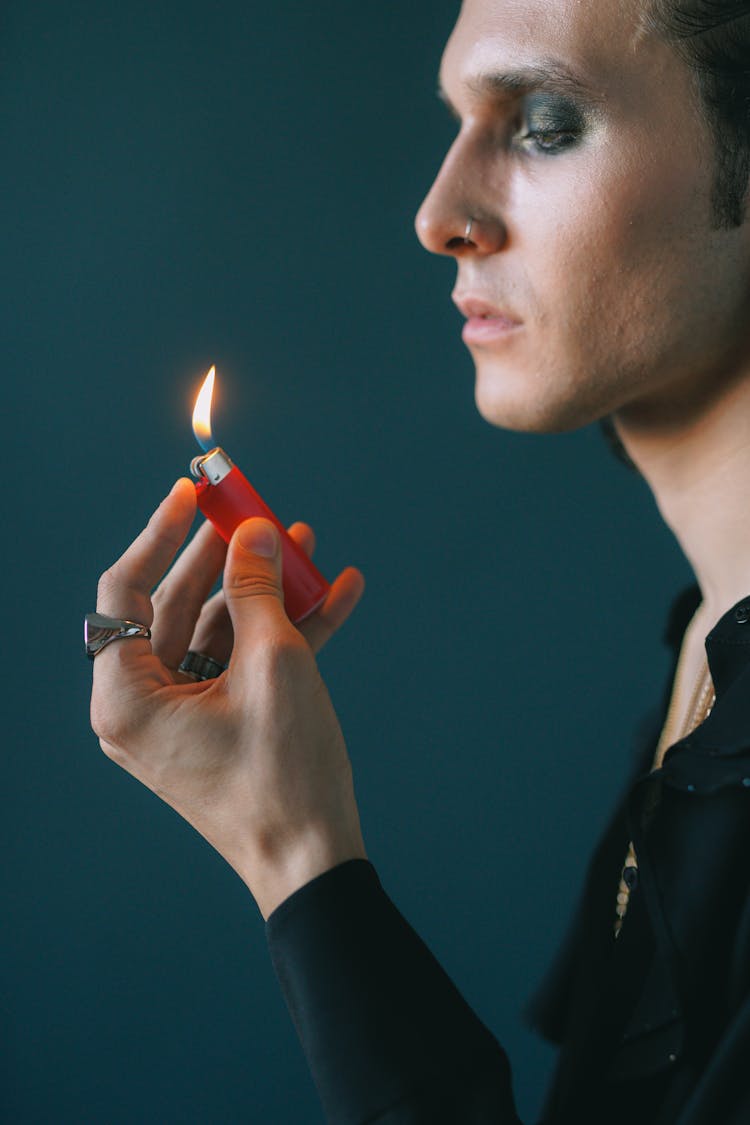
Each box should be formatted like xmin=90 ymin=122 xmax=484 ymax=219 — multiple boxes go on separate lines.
xmin=735 ymin=604 xmax=750 ymax=624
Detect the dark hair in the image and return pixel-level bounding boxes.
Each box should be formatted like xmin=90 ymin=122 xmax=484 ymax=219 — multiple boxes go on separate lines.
xmin=646 ymin=1 xmax=750 ymax=227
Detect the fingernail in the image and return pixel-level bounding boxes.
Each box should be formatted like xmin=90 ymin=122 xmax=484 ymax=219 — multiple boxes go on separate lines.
xmin=237 ymin=519 xmax=278 ymax=558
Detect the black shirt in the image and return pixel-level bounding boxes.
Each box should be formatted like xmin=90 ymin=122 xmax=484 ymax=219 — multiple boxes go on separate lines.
xmin=266 ymin=587 xmax=750 ymax=1123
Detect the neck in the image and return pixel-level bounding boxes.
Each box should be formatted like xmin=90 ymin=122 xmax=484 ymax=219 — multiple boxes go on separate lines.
xmin=614 ymin=373 xmax=750 ymax=633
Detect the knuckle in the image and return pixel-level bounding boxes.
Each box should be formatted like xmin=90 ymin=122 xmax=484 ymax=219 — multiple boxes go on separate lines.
xmin=98 ymin=736 xmax=127 ymax=766
xmin=227 ymin=571 xmax=281 ymax=601
xmin=97 ymin=564 xmax=140 ymax=611
xmin=151 ymin=580 xmax=169 ymax=610
xmin=265 ymin=630 xmax=310 ymax=670
xmin=90 ymin=691 xmax=140 ymax=754
xmin=96 ymin=565 xmax=118 ymax=604
xmin=254 ymin=627 xmax=309 ymax=676
xmin=90 ymin=706 xmax=125 ymax=754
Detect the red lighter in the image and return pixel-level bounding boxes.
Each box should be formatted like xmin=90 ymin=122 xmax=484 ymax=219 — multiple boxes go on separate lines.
xmin=189 ymin=367 xmax=330 ymax=625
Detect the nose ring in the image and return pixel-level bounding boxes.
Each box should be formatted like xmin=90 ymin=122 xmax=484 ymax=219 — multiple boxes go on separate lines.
xmin=464 ymin=217 xmax=474 ymax=243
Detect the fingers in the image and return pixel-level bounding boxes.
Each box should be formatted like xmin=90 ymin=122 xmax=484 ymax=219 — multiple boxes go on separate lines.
xmin=296 ymin=567 xmax=365 ymax=654
xmin=189 ymin=548 xmax=365 ymax=662
xmin=285 ymin=521 xmax=365 ymax=653
xmin=189 ymin=589 xmax=234 ymax=667
xmin=223 ymin=519 xmax=289 ymax=664
xmin=287 ymin=521 xmax=315 ymax=559
xmin=175 ymin=514 xmax=361 ymax=675
xmin=185 ymin=521 xmax=315 ymax=666
xmin=151 ymin=520 xmax=227 ymax=669
xmin=91 ymin=478 xmax=197 ymax=732
xmin=96 ymin=479 xmax=197 ymax=632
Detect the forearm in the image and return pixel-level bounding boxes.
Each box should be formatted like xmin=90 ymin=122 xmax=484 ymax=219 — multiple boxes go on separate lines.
xmin=267 ymin=860 xmax=522 ymax=1125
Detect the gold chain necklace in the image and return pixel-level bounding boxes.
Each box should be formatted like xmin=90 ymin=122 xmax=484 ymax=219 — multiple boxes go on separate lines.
xmin=613 ymin=611 xmax=716 ymax=938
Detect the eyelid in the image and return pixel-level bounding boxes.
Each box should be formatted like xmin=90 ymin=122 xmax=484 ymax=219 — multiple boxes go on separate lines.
xmin=524 ymin=93 xmax=584 ymax=119
xmin=437 ymin=88 xmax=585 ymax=127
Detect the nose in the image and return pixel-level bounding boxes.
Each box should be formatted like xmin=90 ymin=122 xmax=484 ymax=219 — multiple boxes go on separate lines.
xmin=414 ymin=139 xmax=507 ymax=257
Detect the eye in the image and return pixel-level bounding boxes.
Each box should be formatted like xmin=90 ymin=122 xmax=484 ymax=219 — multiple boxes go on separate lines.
xmin=518 ymin=127 xmax=580 ymax=154
xmin=515 ymin=95 xmax=585 ymax=155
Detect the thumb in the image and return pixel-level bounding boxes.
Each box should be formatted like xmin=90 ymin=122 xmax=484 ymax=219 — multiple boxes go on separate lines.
xmin=224 ymin=518 xmax=287 ymax=641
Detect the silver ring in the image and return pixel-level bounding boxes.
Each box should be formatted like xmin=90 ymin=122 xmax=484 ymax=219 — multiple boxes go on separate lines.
xmin=464 ymin=216 xmax=474 ymax=243
xmin=179 ymin=650 xmax=227 ymax=681
xmin=85 ymin=612 xmax=151 ymax=658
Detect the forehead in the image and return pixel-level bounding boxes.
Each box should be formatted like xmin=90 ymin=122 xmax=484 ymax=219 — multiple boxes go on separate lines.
xmin=441 ymin=0 xmax=675 ymax=102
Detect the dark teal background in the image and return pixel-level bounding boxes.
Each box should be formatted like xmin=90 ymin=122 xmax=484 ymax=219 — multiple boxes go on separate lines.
xmin=2 ymin=2 xmax=692 ymax=1121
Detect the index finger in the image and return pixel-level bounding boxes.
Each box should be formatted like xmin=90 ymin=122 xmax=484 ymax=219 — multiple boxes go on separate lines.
xmin=94 ymin=478 xmax=197 ymax=665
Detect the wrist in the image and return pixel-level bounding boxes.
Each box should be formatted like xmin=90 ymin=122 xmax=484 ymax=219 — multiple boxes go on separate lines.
xmin=241 ymin=825 xmax=368 ymax=920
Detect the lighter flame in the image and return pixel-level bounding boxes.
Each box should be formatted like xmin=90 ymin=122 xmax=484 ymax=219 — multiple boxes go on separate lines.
xmin=192 ymin=366 xmax=216 ymax=451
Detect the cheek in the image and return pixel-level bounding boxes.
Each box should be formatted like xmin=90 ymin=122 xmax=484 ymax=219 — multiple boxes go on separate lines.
xmin=522 ymin=154 xmax=711 ymax=374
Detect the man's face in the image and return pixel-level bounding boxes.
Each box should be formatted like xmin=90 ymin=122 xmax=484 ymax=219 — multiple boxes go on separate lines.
xmin=416 ymin=0 xmax=750 ymax=434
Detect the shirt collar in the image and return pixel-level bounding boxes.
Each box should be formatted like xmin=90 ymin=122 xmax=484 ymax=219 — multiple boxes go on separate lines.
xmin=662 ymin=587 xmax=750 ymax=766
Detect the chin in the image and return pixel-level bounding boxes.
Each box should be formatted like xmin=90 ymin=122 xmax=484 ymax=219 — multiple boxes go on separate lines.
xmin=474 ymin=377 xmax=578 ymax=435
xmin=472 ymin=363 xmax=603 ymax=435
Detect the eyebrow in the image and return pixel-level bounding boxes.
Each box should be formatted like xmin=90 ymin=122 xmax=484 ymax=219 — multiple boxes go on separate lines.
xmin=437 ymin=60 xmax=603 ymax=114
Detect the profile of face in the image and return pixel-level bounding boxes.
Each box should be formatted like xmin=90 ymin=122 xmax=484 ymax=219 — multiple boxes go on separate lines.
xmin=416 ymin=0 xmax=750 ymax=434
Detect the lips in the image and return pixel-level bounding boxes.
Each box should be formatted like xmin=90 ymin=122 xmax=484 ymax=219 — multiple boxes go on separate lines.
xmin=453 ymin=293 xmax=523 ymax=346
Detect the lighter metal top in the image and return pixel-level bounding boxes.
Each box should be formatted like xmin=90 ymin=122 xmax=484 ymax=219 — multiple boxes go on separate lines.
xmin=190 ymin=446 xmax=234 ymax=485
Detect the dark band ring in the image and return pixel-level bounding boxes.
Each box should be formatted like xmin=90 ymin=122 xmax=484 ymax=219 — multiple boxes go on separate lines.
xmin=179 ymin=650 xmax=227 ymax=681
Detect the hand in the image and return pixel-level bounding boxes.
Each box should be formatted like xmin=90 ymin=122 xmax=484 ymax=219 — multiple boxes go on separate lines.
xmin=90 ymin=478 xmax=367 ymax=918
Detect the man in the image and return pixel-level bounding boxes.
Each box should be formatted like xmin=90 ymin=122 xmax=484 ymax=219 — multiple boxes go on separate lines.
xmin=89 ymin=0 xmax=750 ymax=1120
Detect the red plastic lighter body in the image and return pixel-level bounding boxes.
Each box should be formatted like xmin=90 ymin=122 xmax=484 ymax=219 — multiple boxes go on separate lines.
xmin=191 ymin=447 xmax=330 ymax=624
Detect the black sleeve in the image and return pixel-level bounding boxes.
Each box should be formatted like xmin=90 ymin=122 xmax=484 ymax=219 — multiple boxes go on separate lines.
xmin=265 ymin=859 xmax=523 ymax=1125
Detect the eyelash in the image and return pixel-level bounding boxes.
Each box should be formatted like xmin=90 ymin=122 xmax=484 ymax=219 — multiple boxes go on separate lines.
xmin=516 ymin=127 xmax=581 ymax=155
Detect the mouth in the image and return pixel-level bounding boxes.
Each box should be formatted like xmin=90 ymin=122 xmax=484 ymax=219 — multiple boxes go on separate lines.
xmin=452 ymin=293 xmax=523 ymax=347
